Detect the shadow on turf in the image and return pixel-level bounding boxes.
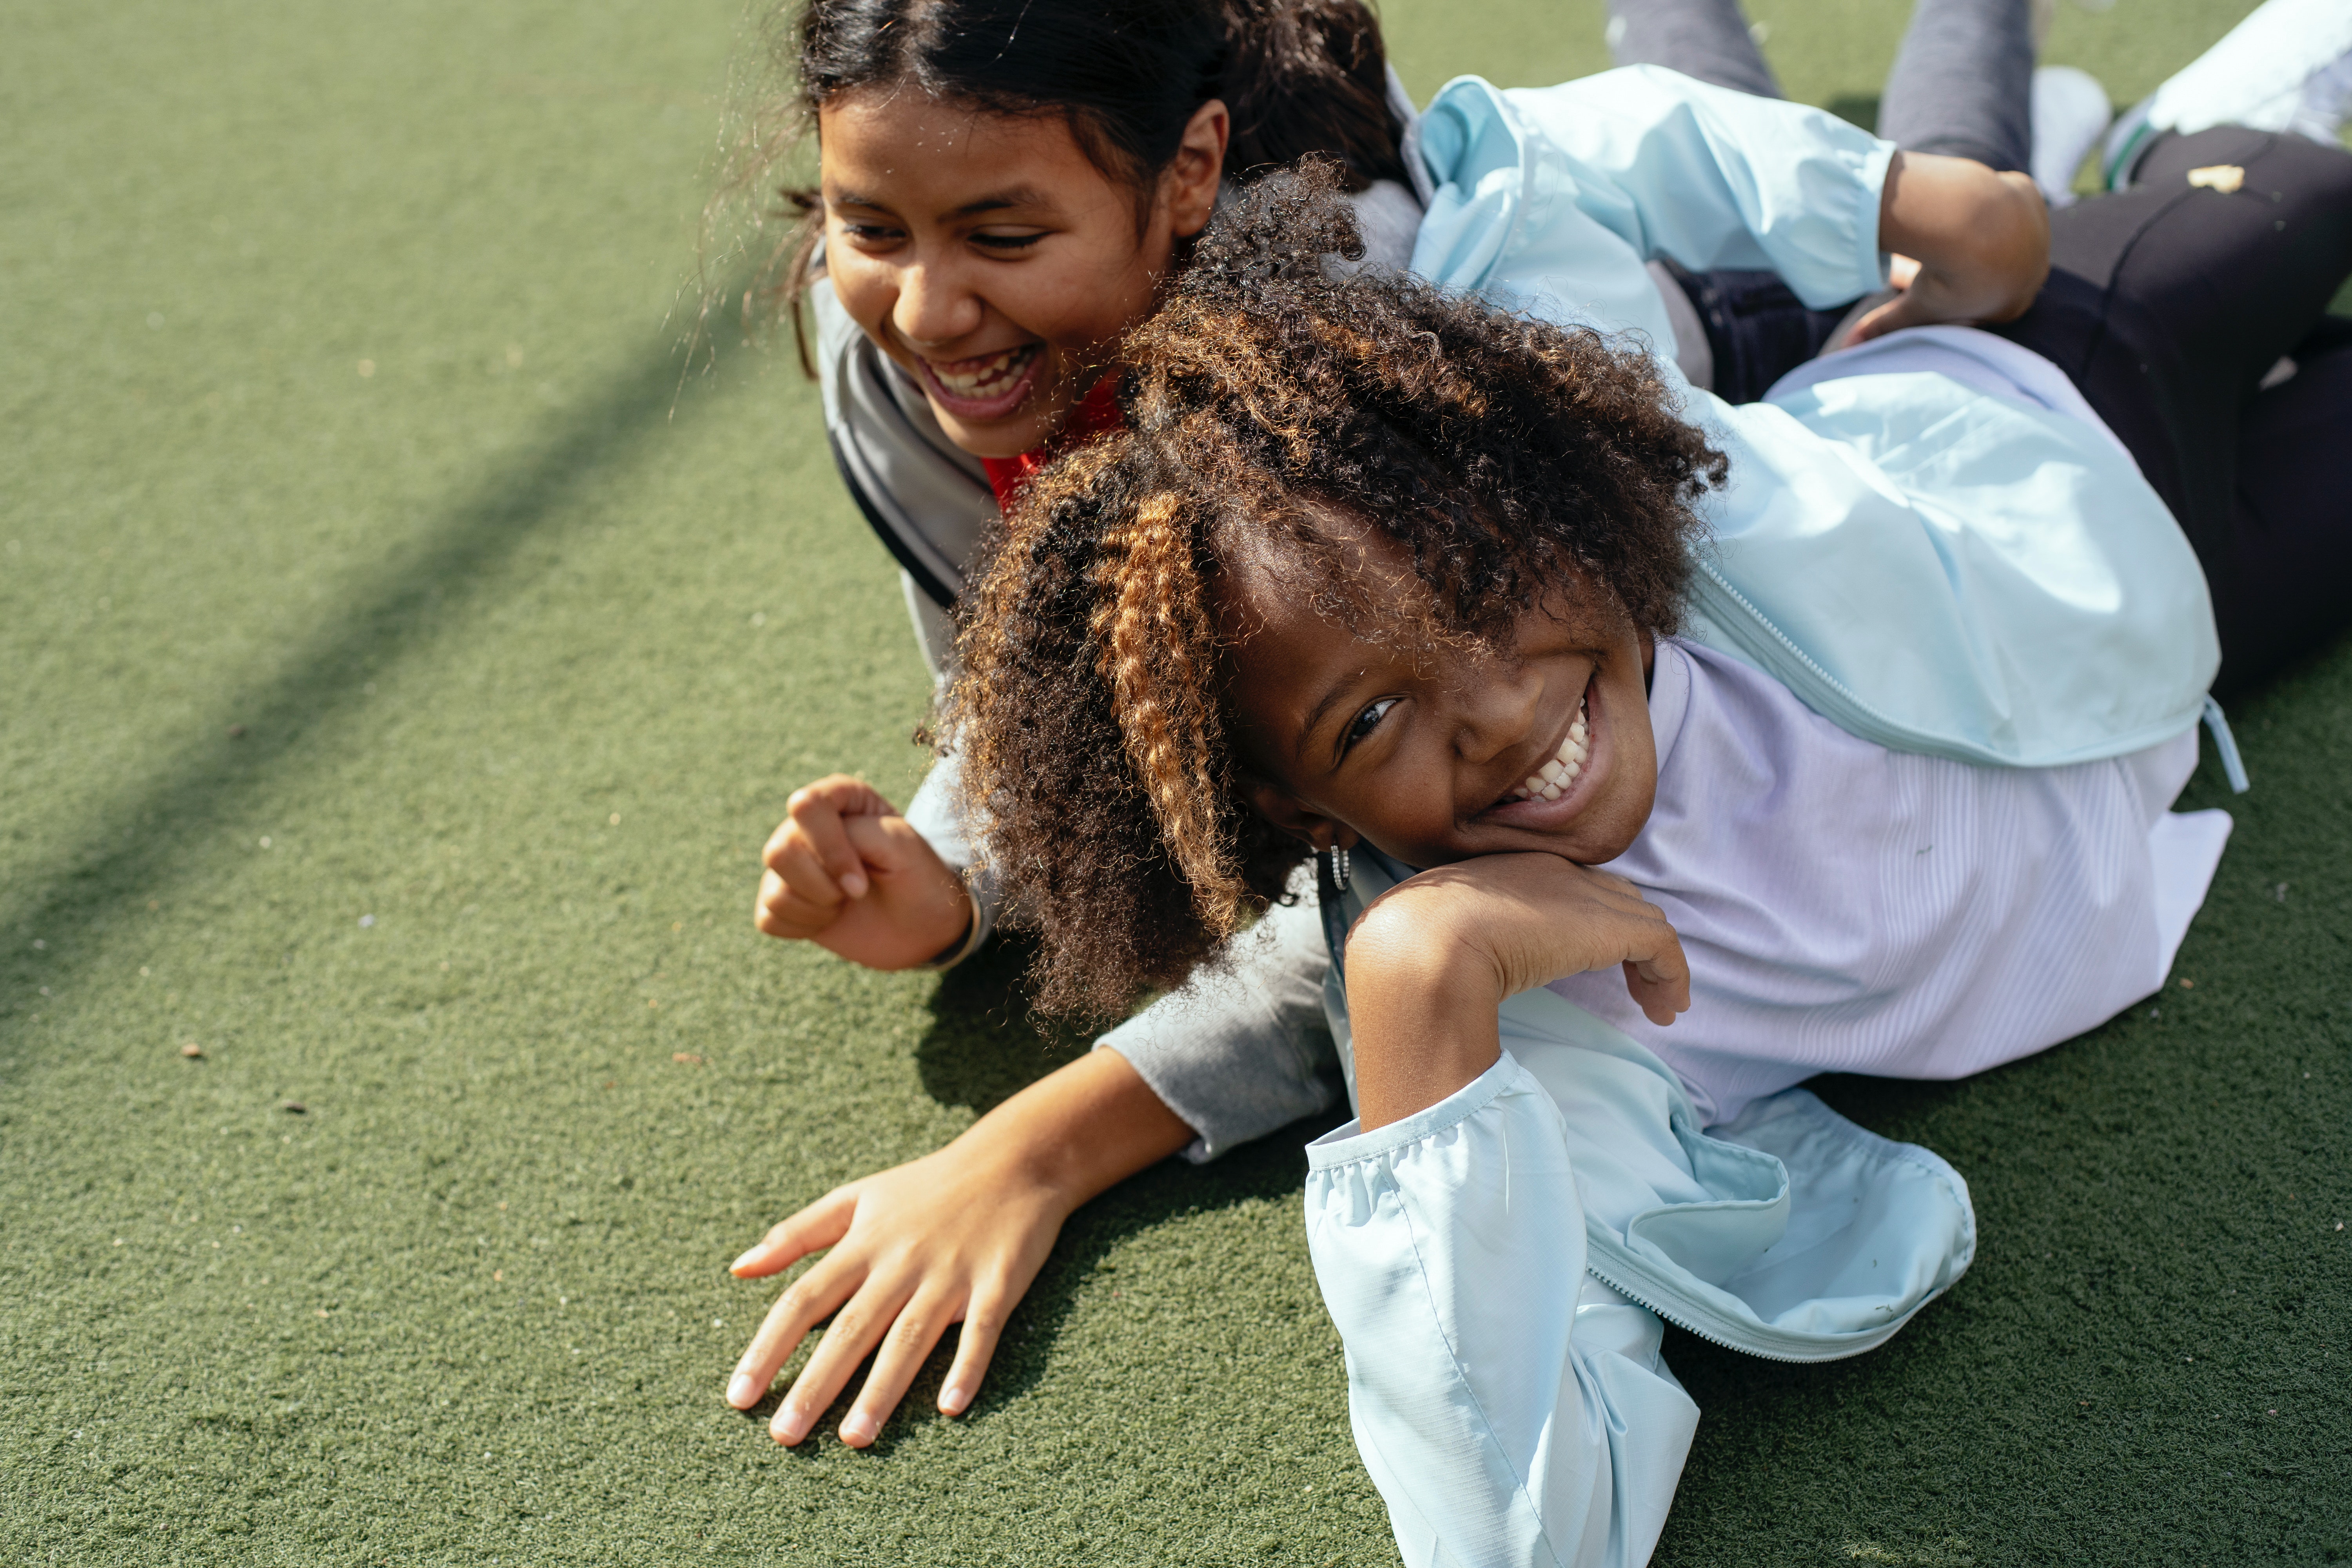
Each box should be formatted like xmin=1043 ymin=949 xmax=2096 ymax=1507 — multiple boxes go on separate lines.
xmin=911 ymin=932 xmax=1098 ymax=1114
xmin=735 ymin=931 xmax=1347 ymax=1456
xmin=0 ymin=284 xmax=762 ymax=1078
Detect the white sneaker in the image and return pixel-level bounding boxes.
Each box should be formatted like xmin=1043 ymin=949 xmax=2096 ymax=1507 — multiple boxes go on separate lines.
xmin=2288 ymin=49 xmax=2352 ymax=144
xmin=2106 ymin=0 xmax=2352 ymax=185
xmin=2031 ymin=65 xmax=2112 ymax=206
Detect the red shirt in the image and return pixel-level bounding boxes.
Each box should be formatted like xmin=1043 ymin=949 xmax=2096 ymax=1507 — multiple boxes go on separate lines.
xmin=978 ymin=374 xmax=1124 ymax=514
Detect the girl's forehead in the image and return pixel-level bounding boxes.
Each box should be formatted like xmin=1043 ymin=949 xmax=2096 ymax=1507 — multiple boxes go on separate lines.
xmin=818 ymin=87 xmax=1101 ymax=193
xmin=1212 ymin=506 xmax=1440 ymax=645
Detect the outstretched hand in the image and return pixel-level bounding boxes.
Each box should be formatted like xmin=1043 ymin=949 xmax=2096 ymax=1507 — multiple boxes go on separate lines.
xmin=725 ymin=1138 xmax=1069 ymax=1446
xmin=724 ymin=1047 xmax=1195 ymax=1447
xmin=757 ymin=774 xmax=973 ymax=970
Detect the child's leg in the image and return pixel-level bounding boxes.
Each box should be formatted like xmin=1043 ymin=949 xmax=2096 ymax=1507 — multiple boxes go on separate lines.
xmin=2205 ymin=318 xmax=2352 ymax=691
xmin=1876 ymin=0 xmax=2035 ymax=173
xmin=1604 ymin=0 xmax=1782 ymax=98
xmin=1989 ymin=129 xmax=2352 ymax=687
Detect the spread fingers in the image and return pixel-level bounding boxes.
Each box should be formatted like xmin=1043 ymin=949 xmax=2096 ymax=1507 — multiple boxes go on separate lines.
xmin=726 ymin=1255 xmax=863 ymax=1415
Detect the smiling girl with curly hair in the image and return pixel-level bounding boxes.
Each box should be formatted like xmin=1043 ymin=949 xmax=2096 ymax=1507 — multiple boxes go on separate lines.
xmin=936 ymin=156 xmax=2321 ymax=1560
xmin=955 ymin=174 xmax=1725 ymax=1019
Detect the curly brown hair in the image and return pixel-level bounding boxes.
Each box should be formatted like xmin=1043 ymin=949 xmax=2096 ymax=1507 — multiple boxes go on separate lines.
xmin=950 ymin=162 xmax=1728 ymax=1018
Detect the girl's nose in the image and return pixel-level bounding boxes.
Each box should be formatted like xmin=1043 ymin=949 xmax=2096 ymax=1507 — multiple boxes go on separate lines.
xmin=891 ymin=260 xmax=984 ymax=349
xmin=1453 ymin=664 xmax=1544 ymax=764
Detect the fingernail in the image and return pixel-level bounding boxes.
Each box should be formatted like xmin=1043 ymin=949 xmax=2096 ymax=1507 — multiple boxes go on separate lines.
xmin=729 ymin=1249 xmax=759 ymax=1274
xmin=727 ymin=1374 xmax=759 ymax=1408
xmin=840 ymin=1412 xmax=877 ymax=1446
xmin=940 ymin=1384 xmax=969 ymax=1415
xmin=772 ymin=1408 xmax=805 ymax=1445
xmin=842 ymin=871 xmax=869 ymax=898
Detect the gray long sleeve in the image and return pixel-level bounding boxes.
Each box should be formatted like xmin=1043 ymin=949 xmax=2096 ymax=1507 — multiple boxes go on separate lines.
xmin=1093 ymin=882 xmax=1343 ymax=1161
xmin=905 ymin=755 xmax=1342 ymax=1159
xmin=820 ymin=262 xmax=1347 ymax=1163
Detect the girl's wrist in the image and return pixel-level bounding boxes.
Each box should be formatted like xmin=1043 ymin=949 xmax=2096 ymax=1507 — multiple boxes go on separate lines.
xmin=952 ymin=1047 xmax=1194 ymax=1211
xmin=919 ymin=882 xmax=984 ymax=969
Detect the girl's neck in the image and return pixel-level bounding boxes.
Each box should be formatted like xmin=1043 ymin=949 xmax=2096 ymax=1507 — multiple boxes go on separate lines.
xmin=980 ymin=374 xmax=1125 ymax=513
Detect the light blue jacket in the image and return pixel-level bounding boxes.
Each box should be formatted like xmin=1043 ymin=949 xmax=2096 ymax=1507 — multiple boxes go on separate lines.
xmin=1304 ymin=71 xmax=2226 ymax=1567
xmin=1408 ymin=68 xmax=2225 ymax=772
xmin=1319 ymin=65 xmax=2227 ymax=1352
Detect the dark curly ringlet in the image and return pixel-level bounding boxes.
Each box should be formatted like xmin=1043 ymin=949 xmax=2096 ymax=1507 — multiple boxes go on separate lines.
xmin=953 ymin=160 xmax=1729 ymax=1019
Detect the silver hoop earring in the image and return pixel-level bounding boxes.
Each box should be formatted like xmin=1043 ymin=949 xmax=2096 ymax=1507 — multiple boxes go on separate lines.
xmin=1322 ymin=844 xmax=1351 ymax=893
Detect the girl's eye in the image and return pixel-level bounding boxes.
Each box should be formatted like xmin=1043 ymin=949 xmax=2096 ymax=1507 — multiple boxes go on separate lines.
xmin=840 ymin=222 xmax=904 ymax=247
xmin=970 ymin=230 xmax=1045 ymax=252
xmin=1343 ymin=697 xmax=1399 ymax=753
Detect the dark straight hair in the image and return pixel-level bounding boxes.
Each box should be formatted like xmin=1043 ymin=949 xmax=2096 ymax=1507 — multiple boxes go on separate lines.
xmin=722 ymin=0 xmax=1409 ymax=368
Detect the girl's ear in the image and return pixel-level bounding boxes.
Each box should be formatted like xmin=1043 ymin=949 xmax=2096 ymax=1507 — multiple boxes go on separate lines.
xmin=1246 ymin=779 xmax=1358 ymax=853
xmin=1165 ymin=99 xmax=1230 ymax=240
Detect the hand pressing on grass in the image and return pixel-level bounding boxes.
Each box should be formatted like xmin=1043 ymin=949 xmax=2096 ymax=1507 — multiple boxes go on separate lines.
xmin=725 ymin=1046 xmax=1194 ymax=1446
xmin=756 ymin=775 xmax=974 ymax=969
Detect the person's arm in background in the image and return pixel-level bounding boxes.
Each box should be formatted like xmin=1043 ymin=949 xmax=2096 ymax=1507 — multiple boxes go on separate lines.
xmin=1846 ymin=147 xmax=2047 ymax=343
xmin=1423 ymin=68 xmax=2044 ymax=354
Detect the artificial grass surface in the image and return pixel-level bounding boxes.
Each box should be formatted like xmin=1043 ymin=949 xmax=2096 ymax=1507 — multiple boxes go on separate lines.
xmin=1 ymin=0 xmax=2345 ymax=1561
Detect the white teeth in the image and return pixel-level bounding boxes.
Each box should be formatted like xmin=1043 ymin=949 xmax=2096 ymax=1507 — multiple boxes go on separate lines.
xmin=1506 ymin=695 xmax=1593 ymax=804
xmin=930 ymin=345 xmax=1035 ymax=396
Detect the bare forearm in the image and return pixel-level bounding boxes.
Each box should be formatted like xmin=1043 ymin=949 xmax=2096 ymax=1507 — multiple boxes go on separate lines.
xmin=1877 ymin=149 xmax=2049 ymax=323
xmin=972 ymin=1045 xmax=1196 ymax=1207
xmin=1343 ymin=922 xmax=1503 ymax=1133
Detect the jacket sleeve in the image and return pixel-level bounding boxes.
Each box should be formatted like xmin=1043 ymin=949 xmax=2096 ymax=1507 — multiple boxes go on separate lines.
xmin=1410 ymin=67 xmax=1891 ymax=350
xmin=1093 ymin=880 xmax=1345 ymax=1161
xmin=1304 ymin=1055 xmax=1699 ymax=1568
xmin=903 ymin=762 xmax=1342 ymax=1156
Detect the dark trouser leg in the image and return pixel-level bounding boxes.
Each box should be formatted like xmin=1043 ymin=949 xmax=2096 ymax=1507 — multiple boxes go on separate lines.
xmin=1876 ymin=0 xmax=2034 ymax=173
xmin=1605 ymin=0 xmax=1781 ymax=97
xmin=1990 ymin=128 xmax=2352 ymax=690
xmin=2218 ymin=319 xmax=2352 ymax=691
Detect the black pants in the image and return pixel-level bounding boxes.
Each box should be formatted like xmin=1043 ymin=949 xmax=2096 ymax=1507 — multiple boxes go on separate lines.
xmin=1690 ymin=129 xmax=2352 ymax=692
xmin=1989 ymin=128 xmax=2352 ymax=695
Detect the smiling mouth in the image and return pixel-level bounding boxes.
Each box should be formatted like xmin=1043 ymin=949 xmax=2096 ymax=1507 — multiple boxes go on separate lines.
xmin=1505 ymin=691 xmax=1590 ymax=803
xmin=915 ymin=343 xmax=1043 ymax=417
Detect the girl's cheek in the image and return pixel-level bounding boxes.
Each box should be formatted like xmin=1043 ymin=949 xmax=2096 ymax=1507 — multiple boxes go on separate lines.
xmin=824 ymin=247 xmax=896 ymax=341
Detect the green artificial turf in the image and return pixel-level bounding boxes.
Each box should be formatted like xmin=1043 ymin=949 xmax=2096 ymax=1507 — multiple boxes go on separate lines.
xmin=2 ymin=0 xmax=2345 ymax=1562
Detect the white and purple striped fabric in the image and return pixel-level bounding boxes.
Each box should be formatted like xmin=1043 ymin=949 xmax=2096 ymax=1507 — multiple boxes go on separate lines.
xmin=1548 ymin=635 xmax=2231 ymax=1127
